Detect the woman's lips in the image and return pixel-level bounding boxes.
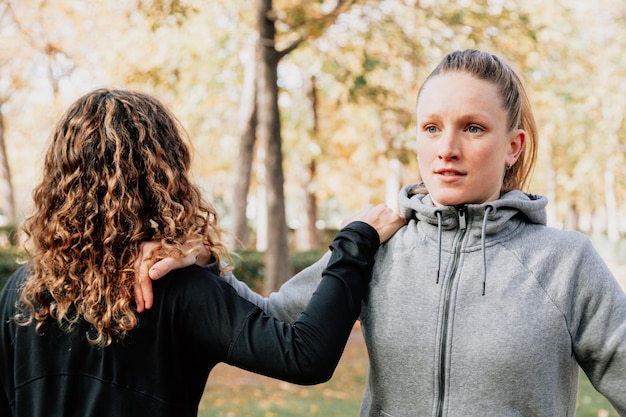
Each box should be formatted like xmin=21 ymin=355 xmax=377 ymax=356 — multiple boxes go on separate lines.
xmin=435 ymin=169 xmax=466 ymax=181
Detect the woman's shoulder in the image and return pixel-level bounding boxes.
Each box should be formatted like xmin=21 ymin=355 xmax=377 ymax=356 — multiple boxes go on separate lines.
xmin=1 ymin=265 xmax=30 ymax=293
xmin=0 ymin=266 xmax=31 ymax=324
xmin=146 ymin=264 xmax=248 ymax=321
xmin=153 ymin=263 xmax=257 ymax=309
xmin=156 ymin=264 xmax=224 ymax=292
xmin=524 ymin=224 xmax=592 ymax=246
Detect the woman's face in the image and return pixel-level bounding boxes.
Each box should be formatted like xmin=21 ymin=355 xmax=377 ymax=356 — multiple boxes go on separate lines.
xmin=415 ymin=72 xmax=525 ymax=207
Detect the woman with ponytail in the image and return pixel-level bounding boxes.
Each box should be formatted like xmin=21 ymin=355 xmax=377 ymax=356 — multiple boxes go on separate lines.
xmin=146 ymin=50 xmax=626 ymax=416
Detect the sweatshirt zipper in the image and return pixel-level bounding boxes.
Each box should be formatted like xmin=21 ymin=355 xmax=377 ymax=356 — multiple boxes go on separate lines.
xmin=435 ymin=207 xmax=467 ymax=417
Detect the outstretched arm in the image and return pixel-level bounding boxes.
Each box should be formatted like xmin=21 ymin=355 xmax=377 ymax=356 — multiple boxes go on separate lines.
xmin=222 ymin=220 xmax=379 ymax=383
xmin=219 ymin=206 xmax=405 ymax=383
xmin=134 ymin=204 xmax=405 ymax=315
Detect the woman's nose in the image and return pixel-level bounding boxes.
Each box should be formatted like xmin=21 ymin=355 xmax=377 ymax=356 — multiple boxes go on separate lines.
xmin=437 ymin=130 xmax=460 ymax=160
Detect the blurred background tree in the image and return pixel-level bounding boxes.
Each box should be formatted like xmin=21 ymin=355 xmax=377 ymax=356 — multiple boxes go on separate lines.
xmin=0 ymin=0 xmax=625 ymax=291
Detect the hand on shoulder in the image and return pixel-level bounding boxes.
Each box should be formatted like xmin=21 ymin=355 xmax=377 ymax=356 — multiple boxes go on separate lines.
xmin=342 ymin=204 xmax=406 ymax=244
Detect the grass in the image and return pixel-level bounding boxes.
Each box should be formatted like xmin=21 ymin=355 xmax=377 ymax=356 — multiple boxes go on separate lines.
xmin=199 ymin=328 xmax=619 ymax=417
xmin=577 ymin=372 xmax=620 ymax=417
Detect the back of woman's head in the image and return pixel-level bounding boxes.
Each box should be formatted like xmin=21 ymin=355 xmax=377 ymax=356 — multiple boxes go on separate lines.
xmin=19 ymin=89 xmax=226 ymax=347
xmin=418 ymin=49 xmax=538 ymax=192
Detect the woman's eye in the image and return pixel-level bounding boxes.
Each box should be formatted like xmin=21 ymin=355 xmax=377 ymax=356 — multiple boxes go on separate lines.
xmin=467 ymin=125 xmax=482 ymax=134
xmin=426 ymin=125 xmax=438 ymax=134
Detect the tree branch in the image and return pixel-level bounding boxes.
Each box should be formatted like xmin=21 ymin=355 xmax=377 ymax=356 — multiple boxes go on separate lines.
xmin=275 ymin=0 xmax=360 ymax=60
xmin=277 ymin=34 xmax=305 ymax=61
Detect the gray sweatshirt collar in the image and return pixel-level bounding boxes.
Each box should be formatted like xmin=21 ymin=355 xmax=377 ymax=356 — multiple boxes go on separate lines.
xmin=399 ymin=182 xmax=547 ymax=227
xmin=398 ymin=182 xmax=548 ymax=294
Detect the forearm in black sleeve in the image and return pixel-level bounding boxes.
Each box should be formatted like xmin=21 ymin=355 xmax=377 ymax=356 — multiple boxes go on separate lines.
xmin=226 ymin=221 xmax=379 ymax=384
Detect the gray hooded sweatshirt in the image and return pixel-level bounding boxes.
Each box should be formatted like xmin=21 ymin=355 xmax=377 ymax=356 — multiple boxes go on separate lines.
xmin=226 ymin=184 xmax=626 ymax=416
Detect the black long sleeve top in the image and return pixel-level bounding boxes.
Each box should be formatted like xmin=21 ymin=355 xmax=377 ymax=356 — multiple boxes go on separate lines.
xmin=0 ymin=221 xmax=379 ymax=417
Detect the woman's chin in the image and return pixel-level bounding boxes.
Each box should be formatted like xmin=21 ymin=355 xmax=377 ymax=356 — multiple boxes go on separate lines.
xmin=430 ymin=194 xmax=467 ymax=207
xmin=430 ymin=189 xmax=500 ymax=207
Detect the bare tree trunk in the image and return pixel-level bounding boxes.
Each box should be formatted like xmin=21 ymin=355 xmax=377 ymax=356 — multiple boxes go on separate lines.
xmin=255 ymin=145 xmax=268 ymax=251
xmin=257 ymin=0 xmax=291 ymax=293
xmin=304 ymin=75 xmax=321 ymax=249
xmin=594 ymin=1 xmax=624 ymax=242
xmin=563 ymin=195 xmax=579 ymax=231
xmin=304 ymin=160 xmax=321 ymax=249
xmin=0 ymin=106 xmax=15 ymax=225
xmin=230 ymin=47 xmax=258 ymax=249
xmin=385 ymin=158 xmax=403 ymax=212
xmin=604 ymin=163 xmax=619 ymax=242
xmin=600 ymin=90 xmax=624 ymax=242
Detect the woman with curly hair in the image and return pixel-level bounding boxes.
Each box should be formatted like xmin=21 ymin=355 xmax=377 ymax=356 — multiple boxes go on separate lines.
xmin=0 ymin=88 xmax=405 ymax=417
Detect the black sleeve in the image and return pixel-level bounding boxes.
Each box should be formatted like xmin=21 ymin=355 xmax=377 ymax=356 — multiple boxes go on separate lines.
xmin=0 ymin=388 xmax=10 ymax=417
xmin=224 ymin=221 xmax=379 ymax=384
xmin=0 ymin=267 xmax=26 ymax=417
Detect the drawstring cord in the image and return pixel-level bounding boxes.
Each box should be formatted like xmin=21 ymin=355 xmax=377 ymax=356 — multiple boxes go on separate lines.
xmin=436 ymin=210 xmax=442 ymax=284
xmin=481 ymin=206 xmax=493 ymax=296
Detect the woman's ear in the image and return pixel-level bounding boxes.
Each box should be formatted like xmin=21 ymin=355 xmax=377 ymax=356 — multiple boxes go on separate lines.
xmin=506 ymin=128 xmax=526 ymax=166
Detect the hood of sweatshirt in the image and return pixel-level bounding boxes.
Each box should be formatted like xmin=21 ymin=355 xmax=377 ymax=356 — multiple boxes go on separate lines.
xmin=398 ymin=182 xmax=548 ymax=294
xmin=399 ymin=182 xmax=547 ymax=229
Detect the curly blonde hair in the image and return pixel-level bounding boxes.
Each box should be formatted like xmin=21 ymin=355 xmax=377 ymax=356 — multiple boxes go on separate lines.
xmin=17 ymin=89 xmax=229 ymax=347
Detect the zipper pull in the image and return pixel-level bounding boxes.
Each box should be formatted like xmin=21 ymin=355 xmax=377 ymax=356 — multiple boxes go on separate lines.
xmin=458 ymin=207 xmax=467 ymax=230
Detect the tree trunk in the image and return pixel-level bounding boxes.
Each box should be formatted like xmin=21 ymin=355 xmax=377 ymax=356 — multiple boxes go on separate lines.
xmin=305 ymin=160 xmax=321 ymax=249
xmin=385 ymin=158 xmax=403 ymax=212
xmin=257 ymin=0 xmax=291 ymax=293
xmin=0 ymin=106 xmax=15 ymax=226
xmin=230 ymin=47 xmax=258 ymax=249
xmin=600 ymin=91 xmax=624 ymax=242
xmin=304 ymin=75 xmax=321 ymax=249
xmin=255 ymin=145 xmax=268 ymax=251
xmin=604 ymin=163 xmax=619 ymax=242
